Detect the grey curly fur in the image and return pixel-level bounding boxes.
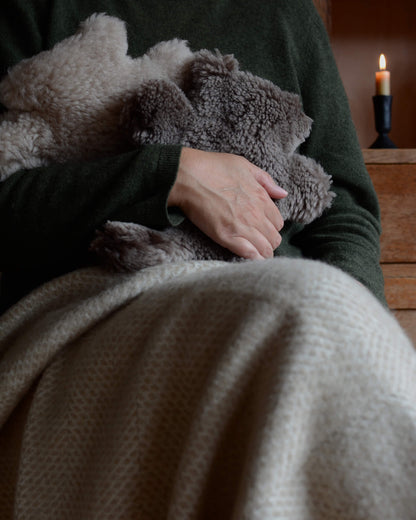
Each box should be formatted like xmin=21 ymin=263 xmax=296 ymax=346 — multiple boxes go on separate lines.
xmin=91 ymin=49 xmax=334 ymax=271
xmin=0 ymin=13 xmax=334 ymax=272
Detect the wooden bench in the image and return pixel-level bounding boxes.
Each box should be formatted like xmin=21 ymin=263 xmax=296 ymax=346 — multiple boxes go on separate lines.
xmin=363 ymin=149 xmax=416 ymax=344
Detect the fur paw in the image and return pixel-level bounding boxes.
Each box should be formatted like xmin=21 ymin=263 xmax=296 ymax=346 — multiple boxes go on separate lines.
xmin=277 ymin=154 xmax=335 ymax=224
xmin=90 ymin=221 xmax=195 ymax=272
xmin=145 ymin=39 xmax=193 ymax=85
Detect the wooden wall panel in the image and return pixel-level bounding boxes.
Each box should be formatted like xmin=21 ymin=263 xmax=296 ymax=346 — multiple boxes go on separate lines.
xmin=330 ymin=0 xmax=416 ymax=149
xmin=367 ymin=164 xmax=416 ymax=263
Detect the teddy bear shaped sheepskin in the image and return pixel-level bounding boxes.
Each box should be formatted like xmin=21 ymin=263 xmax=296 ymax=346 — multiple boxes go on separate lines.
xmin=0 ymin=13 xmax=334 ymax=272
xmin=91 ymin=48 xmax=335 ymax=270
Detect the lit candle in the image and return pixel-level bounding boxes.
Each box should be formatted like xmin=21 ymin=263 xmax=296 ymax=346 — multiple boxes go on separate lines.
xmin=375 ymin=54 xmax=390 ymax=96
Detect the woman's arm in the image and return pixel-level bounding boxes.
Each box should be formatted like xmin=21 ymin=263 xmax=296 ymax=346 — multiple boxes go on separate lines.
xmin=281 ymin=2 xmax=386 ymax=303
xmin=0 ymin=146 xmax=183 ymax=271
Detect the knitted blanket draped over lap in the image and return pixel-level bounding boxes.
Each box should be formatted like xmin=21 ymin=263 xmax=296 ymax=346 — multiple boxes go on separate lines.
xmin=0 ymin=258 xmax=415 ymax=519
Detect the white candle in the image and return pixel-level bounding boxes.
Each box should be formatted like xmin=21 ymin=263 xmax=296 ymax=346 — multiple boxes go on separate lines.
xmin=375 ymin=54 xmax=390 ymax=96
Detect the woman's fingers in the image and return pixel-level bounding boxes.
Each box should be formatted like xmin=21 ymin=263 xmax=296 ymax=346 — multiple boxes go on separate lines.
xmin=221 ymin=236 xmax=264 ymax=261
xmin=251 ymin=165 xmax=288 ymax=200
xmin=168 ymin=148 xmax=286 ymax=259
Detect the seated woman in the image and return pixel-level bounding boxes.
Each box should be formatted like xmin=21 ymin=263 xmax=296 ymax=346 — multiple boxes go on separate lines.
xmin=0 ymin=1 xmax=415 ymax=518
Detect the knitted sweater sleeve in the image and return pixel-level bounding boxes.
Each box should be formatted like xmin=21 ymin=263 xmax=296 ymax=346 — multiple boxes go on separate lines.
xmin=0 ymin=1 xmax=186 ymax=310
xmin=0 ymin=2 xmax=184 ymax=273
xmin=283 ymin=2 xmax=386 ymax=303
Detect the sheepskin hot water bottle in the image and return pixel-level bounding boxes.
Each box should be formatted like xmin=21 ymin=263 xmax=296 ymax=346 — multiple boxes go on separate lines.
xmin=0 ymin=13 xmax=334 ymax=271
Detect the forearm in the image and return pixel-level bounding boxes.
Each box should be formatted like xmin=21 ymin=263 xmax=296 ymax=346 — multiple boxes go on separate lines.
xmin=291 ymin=187 xmax=384 ymax=301
xmin=0 ymin=144 xmax=183 ymax=270
xmin=286 ymin=8 xmax=385 ymax=303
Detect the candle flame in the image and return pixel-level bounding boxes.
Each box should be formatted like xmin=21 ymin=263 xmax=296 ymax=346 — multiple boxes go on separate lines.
xmin=379 ymin=54 xmax=387 ymax=71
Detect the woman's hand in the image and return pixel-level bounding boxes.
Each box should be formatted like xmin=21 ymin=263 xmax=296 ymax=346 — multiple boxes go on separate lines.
xmin=167 ymin=147 xmax=287 ymax=260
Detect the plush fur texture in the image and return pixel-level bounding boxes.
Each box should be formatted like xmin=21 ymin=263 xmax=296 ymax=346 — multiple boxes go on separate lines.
xmin=127 ymin=50 xmax=334 ymax=223
xmin=0 ymin=13 xmax=334 ymax=272
xmin=92 ymin=49 xmax=334 ymax=271
xmin=0 ymin=13 xmax=193 ymax=176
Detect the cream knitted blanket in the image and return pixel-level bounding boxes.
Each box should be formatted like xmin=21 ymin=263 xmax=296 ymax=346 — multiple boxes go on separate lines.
xmin=0 ymin=258 xmax=415 ymax=519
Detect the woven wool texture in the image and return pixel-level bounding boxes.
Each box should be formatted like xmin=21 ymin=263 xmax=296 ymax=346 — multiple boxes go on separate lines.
xmin=0 ymin=258 xmax=415 ymax=519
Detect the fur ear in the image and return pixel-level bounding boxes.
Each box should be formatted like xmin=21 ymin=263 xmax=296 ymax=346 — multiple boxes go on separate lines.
xmin=76 ymin=13 xmax=130 ymax=59
xmin=142 ymin=39 xmax=194 ymax=85
xmin=121 ymin=80 xmax=195 ymax=145
xmin=0 ymin=13 xmax=129 ymax=112
xmin=248 ymin=76 xmax=313 ymax=153
xmin=182 ymin=49 xmax=239 ymax=92
xmin=278 ymin=90 xmax=313 ymax=151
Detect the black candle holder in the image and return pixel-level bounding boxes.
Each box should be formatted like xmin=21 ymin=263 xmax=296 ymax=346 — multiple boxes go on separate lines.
xmin=370 ymin=95 xmax=397 ymax=149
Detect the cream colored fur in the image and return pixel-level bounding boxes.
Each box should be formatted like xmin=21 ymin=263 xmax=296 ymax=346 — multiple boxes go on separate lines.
xmin=0 ymin=13 xmax=193 ymax=177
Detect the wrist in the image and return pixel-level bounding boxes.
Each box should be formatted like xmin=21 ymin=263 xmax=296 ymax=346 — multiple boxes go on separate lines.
xmin=167 ymin=147 xmax=201 ymax=209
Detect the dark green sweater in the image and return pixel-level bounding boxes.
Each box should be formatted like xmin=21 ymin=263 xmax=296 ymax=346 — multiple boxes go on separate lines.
xmin=0 ymin=0 xmax=386 ymax=311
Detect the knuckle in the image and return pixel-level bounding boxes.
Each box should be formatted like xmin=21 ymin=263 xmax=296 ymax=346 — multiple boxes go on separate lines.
xmin=238 ymin=155 xmax=251 ymax=168
xmin=231 ymin=154 xmax=248 ymax=171
xmin=239 ymin=242 xmax=258 ymax=260
xmin=273 ymin=233 xmax=282 ymax=249
xmin=256 ymin=188 xmax=270 ymax=203
xmin=266 ymin=228 xmax=281 ymax=252
xmin=222 ymin=220 xmax=243 ymax=240
xmin=273 ymin=208 xmax=284 ymax=230
xmin=255 ymin=235 xmax=273 ymax=259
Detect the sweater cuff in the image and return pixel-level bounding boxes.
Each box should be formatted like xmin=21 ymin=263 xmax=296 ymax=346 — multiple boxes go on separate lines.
xmin=156 ymin=145 xmax=185 ymax=227
xmin=113 ymin=144 xmax=185 ymax=229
